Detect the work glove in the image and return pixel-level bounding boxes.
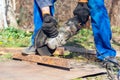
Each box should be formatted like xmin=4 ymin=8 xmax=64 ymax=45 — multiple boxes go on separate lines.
xmin=42 ymin=14 xmax=58 ymax=38
xmin=73 ymin=2 xmax=90 ymax=25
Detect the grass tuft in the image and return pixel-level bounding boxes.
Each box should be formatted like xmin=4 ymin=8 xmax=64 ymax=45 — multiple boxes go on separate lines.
xmin=0 ymin=53 xmax=12 ymax=62
xmin=0 ymin=27 xmax=32 ymax=47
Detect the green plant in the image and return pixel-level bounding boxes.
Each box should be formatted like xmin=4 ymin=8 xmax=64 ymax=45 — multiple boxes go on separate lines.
xmin=0 ymin=53 xmax=12 ymax=62
xmin=0 ymin=27 xmax=32 ymax=47
xmin=112 ymin=27 xmax=120 ymax=34
xmin=66 ymin=28 xmax=95 ymax=49
xmin=73 ymin=28 xmax=93 ymax=43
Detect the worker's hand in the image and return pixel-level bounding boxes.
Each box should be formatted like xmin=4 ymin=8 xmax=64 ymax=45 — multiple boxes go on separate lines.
xmin=42 ymin=14 xmax=58 ymax=38
xmin=73 ymin=2 xmax=90 ymax=25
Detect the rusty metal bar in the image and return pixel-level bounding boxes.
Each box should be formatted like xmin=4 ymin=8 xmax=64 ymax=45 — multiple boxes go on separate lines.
xmin=13 ymin=53 xmax=71 ymax=69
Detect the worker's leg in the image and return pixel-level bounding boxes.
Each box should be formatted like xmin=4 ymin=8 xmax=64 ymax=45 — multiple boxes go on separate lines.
xmin=31 ymin=0 xmax=43 ymax=45
xmin=22 ymin=0 xmax=56 ymax=54
xmin=88 ymin=0 xmax=116 ymax=60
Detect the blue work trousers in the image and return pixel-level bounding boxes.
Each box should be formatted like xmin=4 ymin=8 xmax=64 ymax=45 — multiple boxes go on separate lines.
xmin=32 ymin=0 xmax=116 ymax=60
xmin=88 ymin=0 xmax=116 ymax=60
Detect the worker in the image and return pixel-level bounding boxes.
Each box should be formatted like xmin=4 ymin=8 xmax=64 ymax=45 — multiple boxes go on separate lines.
xmin=22 ymin=0 xmax=117 ymax=62
xmin=22 ymin=0 xmax=57 ymax=54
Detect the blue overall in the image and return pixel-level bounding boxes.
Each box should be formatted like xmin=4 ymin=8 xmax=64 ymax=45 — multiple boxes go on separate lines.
xmin=88 ymin=0 xmax=116 ymax=60
xmin=31 ymin=0 xmax=56 ymax=45
xmin=32 ymin=0 xmax=116 ymax=60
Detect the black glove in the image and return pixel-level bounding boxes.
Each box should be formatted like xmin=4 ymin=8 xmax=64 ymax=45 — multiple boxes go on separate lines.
xmin=42 ymin=14 xmax=58 ymax=38
xmin=73 ymin=2 xmax=90 ymax=25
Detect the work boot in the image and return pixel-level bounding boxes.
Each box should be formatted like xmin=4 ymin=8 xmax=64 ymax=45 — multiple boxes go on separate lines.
xmin=96 ymin=56 xmax=119 ymax=68
xmin=103 ymin=57 xmax=118 ymax=66
xmin=22 ymin=45 xmax=36 ymax=55
xmin=103 ymin=57 xmax=120 ymax=80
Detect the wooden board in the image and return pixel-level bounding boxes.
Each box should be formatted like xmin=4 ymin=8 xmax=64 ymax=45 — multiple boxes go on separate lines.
xmin=13 ymin=53 xmax=71 ymax=69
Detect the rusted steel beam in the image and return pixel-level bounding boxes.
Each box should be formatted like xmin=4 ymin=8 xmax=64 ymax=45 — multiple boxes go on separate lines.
xmin=13 ymin=53 xmax=71 ymax=69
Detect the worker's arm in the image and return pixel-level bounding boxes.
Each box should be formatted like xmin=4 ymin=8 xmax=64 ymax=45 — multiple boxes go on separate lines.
xmin=78 ymin=0 xmax=88 ymax=2
xmin=73 ymin=0 xmax=89 ymax=25
xmin=36 ymin=0 xmax=52 ymax=9
xmin=35 ymin=0 xmax=52 ymax=15
xmin=36 ymin=0 xmax=58 ymax=38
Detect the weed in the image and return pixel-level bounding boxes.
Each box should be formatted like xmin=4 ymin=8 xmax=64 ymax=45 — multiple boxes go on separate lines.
xmin=112 ymin=27 xmax=120 ymax=34
xmin=0 ymin=27 xmax=32 ymax=47
xmin=0 ymin=53 xmax=12 ymax=62
xmin=66 ymin=28 xmax=95 ymax=49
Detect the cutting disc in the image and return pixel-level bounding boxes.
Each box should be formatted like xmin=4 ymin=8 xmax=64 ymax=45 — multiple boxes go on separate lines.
xmin=35 ymin=29 xmax=55 ymax=56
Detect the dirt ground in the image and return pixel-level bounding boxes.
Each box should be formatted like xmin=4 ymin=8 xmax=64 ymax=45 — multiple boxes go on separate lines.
xmin=0 ymin=47 xmax=120 ymax=80
xmin=0 ymin=47 xmax=107 ymax=80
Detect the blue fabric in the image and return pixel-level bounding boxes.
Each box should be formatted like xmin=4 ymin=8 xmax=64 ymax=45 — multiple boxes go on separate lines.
xmin=31 ymin=0 xmax=56 ymax=45
xmin=36 ymin=0 xmax=52 ymax=8
xmin=88 ymin=0 xmax=116 ymax=60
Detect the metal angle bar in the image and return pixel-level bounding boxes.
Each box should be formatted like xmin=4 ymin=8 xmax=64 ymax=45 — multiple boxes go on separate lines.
xmin=13 ymin=53 xmax=71 ymax=69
